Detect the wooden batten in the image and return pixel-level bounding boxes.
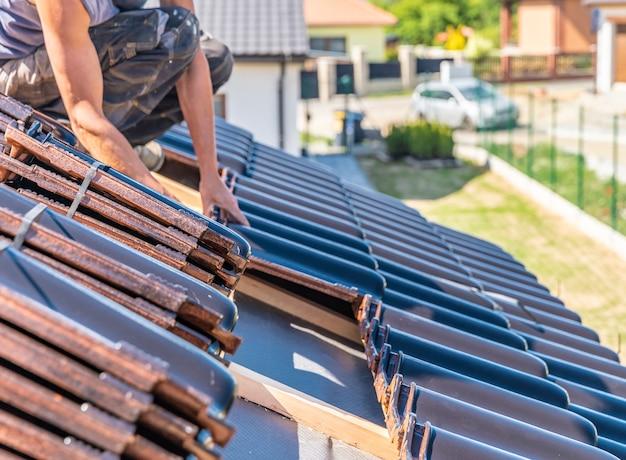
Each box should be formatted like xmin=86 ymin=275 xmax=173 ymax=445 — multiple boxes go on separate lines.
xmin=237 ymin=275 xmax=362 ymax=344
xmin=156 ymin=173 xmax=203 ymax=210
xmin=231 ymin=364 xmax=396 ymax=460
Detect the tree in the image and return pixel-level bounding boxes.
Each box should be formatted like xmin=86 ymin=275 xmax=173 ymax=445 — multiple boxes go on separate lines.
xmin=372 ymin=0 xmax=500 ymax=47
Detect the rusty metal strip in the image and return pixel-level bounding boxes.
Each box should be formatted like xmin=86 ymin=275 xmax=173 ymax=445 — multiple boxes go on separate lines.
xmin=0 ymin=204 xmax=188 ymax=309
xmin=0 ymin=154 xmax=201 ymax=255
xmin=0 ymin=95 xmax=32 ymax=122
xmin=0 ymin=331 xmax=214 ymax=459
xmin=6 ymin=126 xmax=236 ymax=255
xmin=0 ymin=447 xmax=27 ymax=460
xmin=0 ymin=111 xmax=16 ymax=132
xmin=153 ymin=380 xmax=235 ymax=446
xmin=0 ymin=205 xmax=218 ymax=320
xmin=1 ymin=153 xmax=232 ymax=278
xmin=0 ymin=284 xmax=167 ymax=391
xmin=0 ymin=210 xmax=240 ymax=352
xmin=0 ymin=285 xmax=233 ymax=444
xmin=215 ymin=266 xmax=240 ymax=289
xmin=0 ymin=366 xmax=136 ymax=454
xmin=123 ymin=437 xmax=183 ymax=460
xmin=247 ymin=255 xmax=360 ymax=304
xmin=16 ymin=188 xmax=216 ymax=285
xmin=0 ymin=321 xmax=150 ymax=422
xmin=0 ymin=410 xmax=101 ymax=460
xmin=139 ymin=407 xmax=220 ymax=460
xmin=21 ymin=247 xmax=215 ymax=352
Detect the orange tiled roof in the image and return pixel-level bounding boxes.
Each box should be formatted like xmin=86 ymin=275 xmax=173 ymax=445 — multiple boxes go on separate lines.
xmin=304 ymin=0 xmax=397 ymax=27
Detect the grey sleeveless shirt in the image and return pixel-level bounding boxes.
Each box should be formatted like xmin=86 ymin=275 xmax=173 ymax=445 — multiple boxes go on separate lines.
xmin=0 ymin=0 xmax=121 ymax=59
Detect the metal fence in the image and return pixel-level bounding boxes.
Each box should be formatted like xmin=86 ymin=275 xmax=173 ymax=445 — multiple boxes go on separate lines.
xmin=478 ymin=88 xmax=625 ymax=235
xmin=416 ymin=58 xmax=454 ymax=74
xmin=469 ymin=53 xmax=594 ymax=83
xmin=369 ymin=62 xmax=401 ymax=80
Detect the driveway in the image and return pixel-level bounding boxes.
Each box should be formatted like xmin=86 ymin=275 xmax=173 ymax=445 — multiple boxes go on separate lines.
xmin=300 ymin=80 xmax=626 ymax=181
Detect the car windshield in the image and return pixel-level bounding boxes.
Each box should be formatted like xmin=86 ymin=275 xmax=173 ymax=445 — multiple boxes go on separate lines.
xmin=458 ymin=84 xmax=496 ymax=101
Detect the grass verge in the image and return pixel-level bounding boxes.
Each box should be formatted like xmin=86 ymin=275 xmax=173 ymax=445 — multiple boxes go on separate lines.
xmin=360 ymin=157 xmax=626 ymax=356
xmin=486 ymin=142 xmax=626 ymax=235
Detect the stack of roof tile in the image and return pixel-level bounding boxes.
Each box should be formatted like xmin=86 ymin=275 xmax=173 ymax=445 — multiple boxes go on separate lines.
xmin=158 ymin=120 xmax=626 ymax=459
xmin=0 ymin=95 xmax=251 ymax=459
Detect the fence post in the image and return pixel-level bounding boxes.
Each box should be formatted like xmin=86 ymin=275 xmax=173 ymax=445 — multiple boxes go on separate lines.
xmin=577 ymin=106 xmax=585 ymax=209
xmin=507 ymin=83 xmax=514 ymax=162
xmin=479 ymin=96 xmax=485 ymax=147
xmin=399 ymin=45 xmax=417 ymax=90
xmin=317 ymin=57 xmax=337 ymax=102
xmin=351 ymin=46 xmax=369 ymax=96
xmin=612 ymin=114 xmax=620 ymax=229
xmin=550 ymin=98 xmax=558 ymax=189
xmin=527 ymin=92 xmax=535 ymax=177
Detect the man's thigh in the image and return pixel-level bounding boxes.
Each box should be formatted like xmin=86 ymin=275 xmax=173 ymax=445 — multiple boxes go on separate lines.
xmin=0 ymin=47 xmax=60 ymax=111
xmin=92 ymin=7 xmax=200 ymax=130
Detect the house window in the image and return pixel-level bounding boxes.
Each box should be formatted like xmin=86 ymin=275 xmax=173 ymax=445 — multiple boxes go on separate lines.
xmin=310 ymin=37 xmax=347 ymax=54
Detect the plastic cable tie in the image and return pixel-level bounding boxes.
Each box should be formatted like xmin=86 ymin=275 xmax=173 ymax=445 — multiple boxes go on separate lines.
xmin=12 ymin=202 xmax=47 ymax=250
xmin=67 ymin=161 xmax=103 ymax=218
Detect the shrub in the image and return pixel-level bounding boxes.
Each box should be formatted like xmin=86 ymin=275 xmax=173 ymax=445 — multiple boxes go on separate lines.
xmin=386 ymin=124 xmax=412 ymax=160
xmin=385 ymin=120 xmax=454 ymax=160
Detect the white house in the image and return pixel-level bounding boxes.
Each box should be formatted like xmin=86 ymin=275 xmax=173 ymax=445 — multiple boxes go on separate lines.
xmin=584 ymin=0 xmax=626 ymax=92
xmin=194 ymin=0 xmax=309 ymax=155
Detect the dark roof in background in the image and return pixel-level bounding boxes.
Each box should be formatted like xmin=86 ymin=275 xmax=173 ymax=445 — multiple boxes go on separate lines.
xmin=195 ymin=0 xmax=310 ymax=59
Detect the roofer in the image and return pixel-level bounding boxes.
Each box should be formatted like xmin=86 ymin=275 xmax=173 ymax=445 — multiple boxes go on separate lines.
xmin=0 ymin=0 xmax=248 ymax=224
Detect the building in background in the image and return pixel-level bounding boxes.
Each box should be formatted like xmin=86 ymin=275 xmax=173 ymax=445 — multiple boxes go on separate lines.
xmin=584 ymin=0 xmax=626 ymax=92
xmin=194 ymin=0 xmax=309 ymax=154
xmin=497 ymin=0 xmax=595 ymax=82
xmin=304 ymin=0 xmax=397 ymax=61
xmin=510 ymin=0 xmax=595 ymax=55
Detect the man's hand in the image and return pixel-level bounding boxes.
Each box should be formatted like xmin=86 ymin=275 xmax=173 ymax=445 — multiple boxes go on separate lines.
xmin=166 ymin=0 xmax=248 ymax=224
xmin=35 ymin=0 xmax=173 ymax=199
xmin=200 ymin=173 xmax=249 ymax=225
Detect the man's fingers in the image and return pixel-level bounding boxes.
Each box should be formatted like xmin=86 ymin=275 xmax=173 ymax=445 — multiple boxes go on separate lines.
xmin=228 ymin=208 xmax=250 ymax=226
xmin=220 ymin=200 xmax=249 ymax=226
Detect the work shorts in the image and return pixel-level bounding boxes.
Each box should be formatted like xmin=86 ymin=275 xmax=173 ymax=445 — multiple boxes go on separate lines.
xmin=0 ymin=7 xmax=233 ymax=146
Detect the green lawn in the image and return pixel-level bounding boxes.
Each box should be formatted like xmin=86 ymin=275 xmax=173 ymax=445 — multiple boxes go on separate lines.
xmin=360 ymin=157 xmax=626 ymax=356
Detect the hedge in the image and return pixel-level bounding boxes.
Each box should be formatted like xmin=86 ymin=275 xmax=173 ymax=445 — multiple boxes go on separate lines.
xmin=386 ymin=121 xmax=454 ymax=161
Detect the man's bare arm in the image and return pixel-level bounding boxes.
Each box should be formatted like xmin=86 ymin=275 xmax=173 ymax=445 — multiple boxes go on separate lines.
xmin=35 ymin=0 xmax=173 ymax=197
xmin=161 ymin=0 xmax=248 ymax=225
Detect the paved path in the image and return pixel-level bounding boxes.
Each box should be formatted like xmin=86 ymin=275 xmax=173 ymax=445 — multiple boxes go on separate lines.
xmin=311 ymin=153 xmax=373 ymax=190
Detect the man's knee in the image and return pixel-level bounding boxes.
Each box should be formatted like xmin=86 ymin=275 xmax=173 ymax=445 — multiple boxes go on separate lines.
xmin=202 ymin=38 xmax=234 ymax=94
xmin=164 ymin=7 xmax=201 ymax=63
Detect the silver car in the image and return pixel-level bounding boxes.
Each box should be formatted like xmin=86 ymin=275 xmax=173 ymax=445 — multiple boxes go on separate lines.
xmin=412 ymin=78 xmax=519 ymax=129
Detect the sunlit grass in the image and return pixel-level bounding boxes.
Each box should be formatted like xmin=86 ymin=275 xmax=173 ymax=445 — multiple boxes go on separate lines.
xmin=360 ymin=158 xmax=626 ymax=357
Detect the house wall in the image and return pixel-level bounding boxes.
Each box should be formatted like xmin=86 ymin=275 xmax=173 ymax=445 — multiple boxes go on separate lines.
xmin=222 ymin=61 xmax=301 ymax=155
xmin=593 ymin=6 xmax=626 ymax=92
xmin=561 ymin=0 xmax=595 ymax=52
xmin=518 ymin=0 xmax=593 ymax=54
xmin=518 ymin=0 xmax=558 ymax=54
xmin=308 ymin=26 xmax=388 ymax=61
